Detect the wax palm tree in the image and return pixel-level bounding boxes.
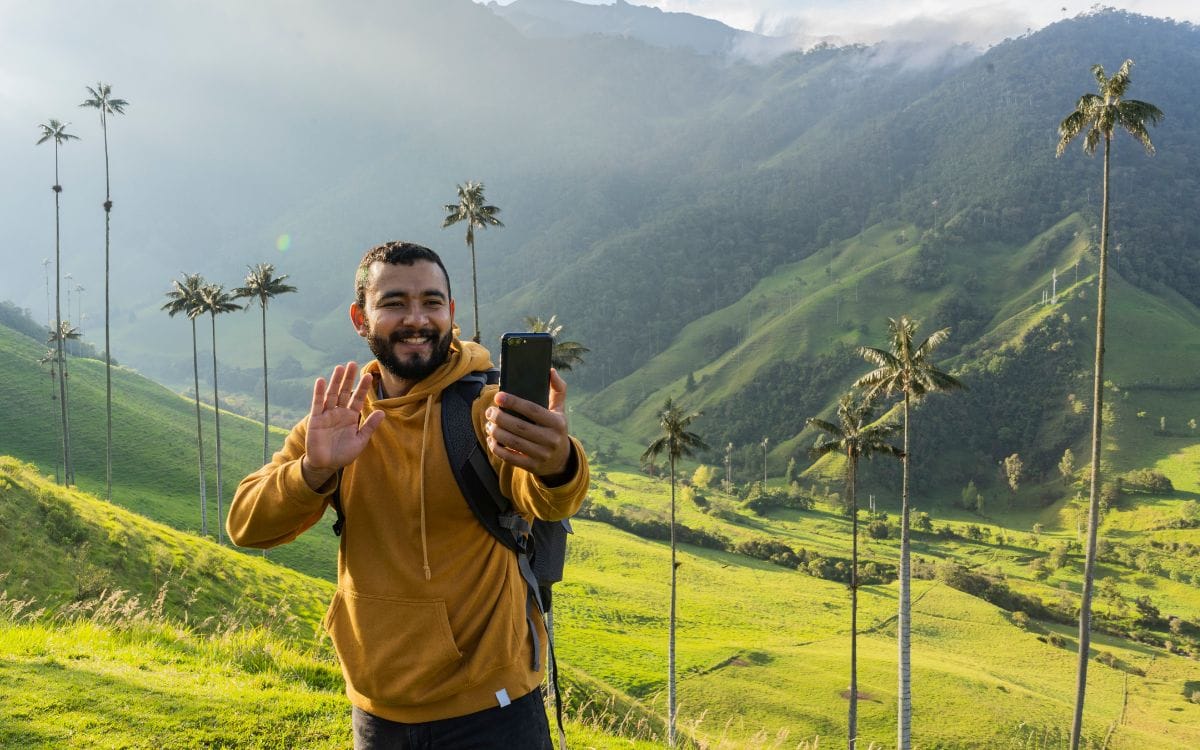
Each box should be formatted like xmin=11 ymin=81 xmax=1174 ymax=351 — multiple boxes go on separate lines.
xmin=36 ymin=119 xmax=79 ymax=486
xmin=46 ymin=321 xmax=82 ymax=485
xmin=854 ymin=316 xmax=963 ymax=750
xmin=523 ymin=315 xmax=590 ymax=371
xmin=233 ymin=263 xmax=297 ymax=465
xmin=1056 ymin=59 xmax=1161 ymax=750
xmin=37 ymin=349 xmax=63 ymax=483
xmin=163 ymin=273 xmax=210 ymax=537
xmin=198 ymin=283 xmax=242 ymax=545
xmin=808 ymin=392 xmax=902 ymax=750
xmin=442 ymin=181 xmax=503 ymax=343
xmin=642 ymin=398 xmax=708 ymax=749
xmin=80 ymin=82 xmax=128 ymax=501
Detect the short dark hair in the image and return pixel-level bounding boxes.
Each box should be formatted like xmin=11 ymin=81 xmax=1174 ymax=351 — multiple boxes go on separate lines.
xmin=354 ymin=241 xmax=452 ymax=308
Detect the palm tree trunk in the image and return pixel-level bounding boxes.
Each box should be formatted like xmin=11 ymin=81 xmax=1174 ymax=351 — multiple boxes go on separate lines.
xmin=103 ymin=113 xmax=113 ymax=502
xmin=1071 ymin=132 xmax=1112 ymax=750
xmin=260 ymin=302 xmax=270 ymax=465
xmin=848 ymin=451 xmax=859 ymax=750
xmin=469 ymin=235 xmax=480 ymax=344
xmin=191 ymin=318 xmax=208 ymax=537
xmin=668 ymin=453 xmax=678 ymax=749
xmin=211 ymin=313 xmax=224 ymax=545
xmin=897 ymin=394 xmax=912 ymax=750
xmin=52 ymin=145 xmax=72 ymax=486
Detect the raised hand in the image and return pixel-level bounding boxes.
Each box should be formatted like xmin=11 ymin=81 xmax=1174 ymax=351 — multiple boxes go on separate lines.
xmin=485 ymin=368 xmax=573 ymax=481
xmin=301 ymin=361 xmax=385 ymax=490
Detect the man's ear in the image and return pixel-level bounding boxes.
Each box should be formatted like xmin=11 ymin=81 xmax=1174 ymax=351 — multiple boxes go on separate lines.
xmin=350 ymin=303 xmax=367 ymax=337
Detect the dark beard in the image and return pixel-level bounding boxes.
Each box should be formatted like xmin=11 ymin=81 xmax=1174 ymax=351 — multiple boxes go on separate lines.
xmin=367 ymin=326 xmax=454 ymax=383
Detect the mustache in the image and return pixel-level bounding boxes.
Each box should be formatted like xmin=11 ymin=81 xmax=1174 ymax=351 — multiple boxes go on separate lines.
xmin=388 ymin=328 xmax=440 ymax=342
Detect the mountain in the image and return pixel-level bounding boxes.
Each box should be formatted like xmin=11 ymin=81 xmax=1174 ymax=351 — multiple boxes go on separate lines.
xmin=5 ymin=5 xmax=1199 ymax=498
xmin=487 ymin=0 xmax=780 ymax=59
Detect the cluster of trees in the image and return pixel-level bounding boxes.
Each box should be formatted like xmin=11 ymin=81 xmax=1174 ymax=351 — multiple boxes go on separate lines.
xmin=642 ymin=314 xmax=962 ymax=750
xmin=161 ymin=265 xmax=296 ymax=544
xmin=35 ymin=83 xmax=127 ymax=496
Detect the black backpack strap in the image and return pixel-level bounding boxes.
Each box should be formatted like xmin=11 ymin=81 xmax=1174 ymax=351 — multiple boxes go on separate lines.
xmin=442 ymin=370 xmax=568 ymax=749
xmin=329 ymin=468 xmax=346 ymax=536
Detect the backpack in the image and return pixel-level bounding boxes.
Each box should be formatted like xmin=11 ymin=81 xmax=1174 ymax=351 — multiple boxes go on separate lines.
xmin=327 ymin=369 xmax=572 ymax=747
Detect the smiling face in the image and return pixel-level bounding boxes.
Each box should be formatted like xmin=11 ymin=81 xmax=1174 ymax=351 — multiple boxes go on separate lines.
xmin=351 ymin=259 xmax=455 ymax=395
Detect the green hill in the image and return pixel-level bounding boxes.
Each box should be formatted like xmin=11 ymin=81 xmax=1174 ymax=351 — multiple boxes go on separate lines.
xmin=4 ymin=308 xmax=1200 ymax=747
xmin=0 ymin=318 xmax=339 ymax=581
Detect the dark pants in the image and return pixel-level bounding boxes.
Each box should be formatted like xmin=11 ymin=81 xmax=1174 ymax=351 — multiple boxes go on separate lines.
xmin=352 ymin=688 xmax=552 ymax=750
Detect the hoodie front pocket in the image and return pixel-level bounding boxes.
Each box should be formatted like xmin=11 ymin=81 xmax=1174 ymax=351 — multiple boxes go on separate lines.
xmin=324 ymin=589 xmax=465 ymax=706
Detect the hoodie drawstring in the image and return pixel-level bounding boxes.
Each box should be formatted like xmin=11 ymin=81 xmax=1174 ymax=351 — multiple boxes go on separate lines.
xmin=418 ymin=393 xmax=434 ymax=581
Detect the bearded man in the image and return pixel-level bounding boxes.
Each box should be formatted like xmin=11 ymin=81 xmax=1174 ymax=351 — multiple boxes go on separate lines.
xmin=228 ymin=241 xmax=588 ymax=749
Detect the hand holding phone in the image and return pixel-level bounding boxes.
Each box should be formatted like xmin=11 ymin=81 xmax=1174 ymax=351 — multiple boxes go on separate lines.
xmin=499 ymin=332 xmax=552 ymax=420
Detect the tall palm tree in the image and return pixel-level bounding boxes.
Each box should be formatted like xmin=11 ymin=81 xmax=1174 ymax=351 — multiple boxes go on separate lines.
xmin=46 ymin=322 xmax=82 ymax=485
xmin=854 ymin=316 xmax=963 ymax=750
xmin=442 ymin=181 xmax=503 ymax=343
xmin=80 ymin=82 xmax=129 ymax=502
xmin=642 ymin=398 xmax=708 ymax=749
xmin=1056 ymin=59 xmax=1161 ymax=750
xmin=37 ymin=119 xmax=79 ymax=486
xmin=808 ymin=393 xmax=902 ymax=750
xmin=523 ymin=314 xmax=590 ymax=371
xmin=233 ymin=263 xmax=297 ymax=464
xmin=198 ymin=283 xmax=242 ymax=545
xmin=37 ymin=349 xmax=62 ymax=481
xmin=163 ymin=273 xmax=210 ymax=537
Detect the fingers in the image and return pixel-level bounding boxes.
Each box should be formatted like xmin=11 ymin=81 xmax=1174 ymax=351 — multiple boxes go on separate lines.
xmin=316 ymin=362 xmax=362 ymax=413
xmin=311 ymin=376 xmax=328 ymax=416
xmin=348 ymin=370 xmax=373 ymax=411
xmin=485 ymin=400 xmax=570 ymax=476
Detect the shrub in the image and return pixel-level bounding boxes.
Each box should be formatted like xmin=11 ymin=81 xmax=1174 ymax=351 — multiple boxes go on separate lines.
xmin=1121 ymin=468 xmax=1174 ymax=494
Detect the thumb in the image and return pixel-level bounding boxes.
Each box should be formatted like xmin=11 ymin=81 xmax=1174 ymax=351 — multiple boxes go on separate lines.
xmin=358 ymin=409 xmax=386 ymax=442
xmin=548 ymin=368 xmax=567 ymax=414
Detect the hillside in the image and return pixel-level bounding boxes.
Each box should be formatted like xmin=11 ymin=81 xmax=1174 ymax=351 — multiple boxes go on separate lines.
xmin=0 ymin=318 xmax=340 ymax=581
xmin=0 ymin=460 xmax=663 ymax=749
xmin=5 ymin=451 xmax=1200 ymax=748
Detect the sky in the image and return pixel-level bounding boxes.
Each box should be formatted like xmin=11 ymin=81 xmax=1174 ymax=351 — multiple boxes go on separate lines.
xmin=486 ymin=0 xmax=1200 ymax=47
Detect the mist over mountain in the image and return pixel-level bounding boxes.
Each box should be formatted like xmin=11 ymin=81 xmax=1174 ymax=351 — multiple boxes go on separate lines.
xmin=3 ymin=3 xmax=1198 ymax=478
xmin=486 ymin=0 xmax=789 ymax=59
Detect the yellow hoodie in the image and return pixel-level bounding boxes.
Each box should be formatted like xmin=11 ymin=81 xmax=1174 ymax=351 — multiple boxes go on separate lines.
xmin=228 ymin=340 xmax=588 ymax=723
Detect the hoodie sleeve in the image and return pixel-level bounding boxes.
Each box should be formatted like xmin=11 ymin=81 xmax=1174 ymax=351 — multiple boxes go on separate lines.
xmin=227 ymin=417 xmax=336 ymax=548
xmin=472 ymin=385 xmax=589 ymax=522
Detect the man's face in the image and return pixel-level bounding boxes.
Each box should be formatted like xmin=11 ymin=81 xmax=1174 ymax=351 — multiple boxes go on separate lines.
xmin=352 ymin=260 xmax=455 ymax=383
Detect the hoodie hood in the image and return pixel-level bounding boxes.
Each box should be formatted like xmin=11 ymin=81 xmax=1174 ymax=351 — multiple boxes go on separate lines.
xmin=362 ymin=337 xmax=494 ymax=408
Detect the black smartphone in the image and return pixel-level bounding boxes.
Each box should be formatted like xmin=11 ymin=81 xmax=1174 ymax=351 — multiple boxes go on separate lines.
xmin=499 ymin=332 xmax=552 ymax=420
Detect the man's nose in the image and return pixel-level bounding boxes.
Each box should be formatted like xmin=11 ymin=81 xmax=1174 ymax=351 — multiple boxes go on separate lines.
xmin=400 ymin=304 xmax=428 ymax=326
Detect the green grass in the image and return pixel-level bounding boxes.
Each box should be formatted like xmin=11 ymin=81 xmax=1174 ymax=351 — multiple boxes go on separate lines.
xmin=5 ymin=310 xmax=1200 ymax=747
xmin=0 ymin=322 xmax=339 ymax=582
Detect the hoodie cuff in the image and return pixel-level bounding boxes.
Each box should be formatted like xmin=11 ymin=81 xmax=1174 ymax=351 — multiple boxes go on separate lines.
xmin=288 ymin=457 xmax=339 ymax=500
xmin=538 ymin=441 xmax=579 ymax=488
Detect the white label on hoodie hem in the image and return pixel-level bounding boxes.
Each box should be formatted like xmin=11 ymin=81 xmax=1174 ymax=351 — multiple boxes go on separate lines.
xmin=496 ymin=688 xmax=511 ymax=708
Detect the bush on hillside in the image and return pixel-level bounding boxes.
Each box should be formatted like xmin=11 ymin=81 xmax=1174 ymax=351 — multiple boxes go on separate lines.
xmin=743 ymin=485 xmax=815 ymax=515
xmin=1120 ymin=468 xmax=1173 ymax=494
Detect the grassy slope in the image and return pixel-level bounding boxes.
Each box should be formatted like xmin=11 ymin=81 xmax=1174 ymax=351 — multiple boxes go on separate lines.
xmin=5 ymin=304 xmax=1200 ymax=747
xmin=585 ymin=217 xmax=1091 ymax=444
xmin=0 ymin=458 xmax=663 ymax=750
xmin=567 ymin=463 xmax=1200 ymax=749
xmin=0 ymin=321 xmax=339 ymax=581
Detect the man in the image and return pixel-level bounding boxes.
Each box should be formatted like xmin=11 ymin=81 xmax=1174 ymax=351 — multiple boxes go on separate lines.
xmin=228 ymin=241 xmax=588 ymax=749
